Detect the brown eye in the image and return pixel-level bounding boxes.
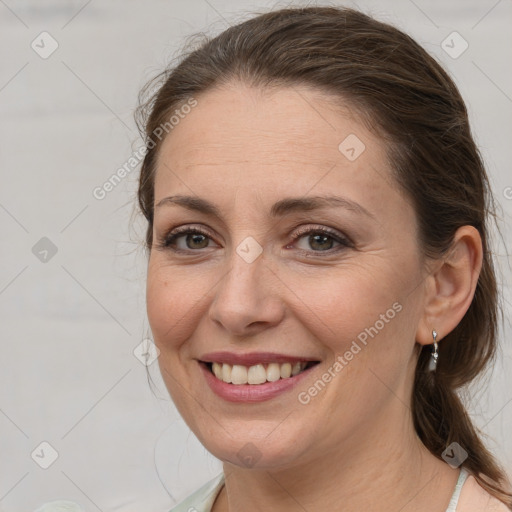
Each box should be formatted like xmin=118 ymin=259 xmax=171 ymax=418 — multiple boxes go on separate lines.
xmin=290 ymin=226 xmax=352 ymax=254
xmin=182 ymin=233 xmax=210 ymax=249
xmin=306 ymin=233 xmax=336 ymax=251
xmin=160 ymin=227 xmax=217 ymax=252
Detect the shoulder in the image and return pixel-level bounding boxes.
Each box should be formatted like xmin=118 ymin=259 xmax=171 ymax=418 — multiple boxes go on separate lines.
xmin=168 ymin=473 xmax=225 ymax=512
xmin=457 ymin=474 xmax=510 ymax=511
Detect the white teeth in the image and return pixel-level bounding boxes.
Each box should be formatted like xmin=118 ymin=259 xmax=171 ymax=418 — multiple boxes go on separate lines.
xmin=210 ymin=361 xmax=310 ymax=385
xmin=221 ymin=363 xmax=232 ymax=383
xmin=291 ymin=362 xmax=302 ymax=376
xmin=280 ymin=362 xmax=292 ymax=378
xmin=248 ymin=364 xmax=267 ymax=384
xmin=266 ymin=363 xmax=281 ymax=382
xmin=212 ymin=362 xmax=222 ymax=379
xmin=231 ymin=364 xmax=248 ymax=384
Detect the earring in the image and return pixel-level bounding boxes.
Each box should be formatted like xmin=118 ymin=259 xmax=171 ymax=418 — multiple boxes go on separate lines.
xmin=428 ymin=329 xmax=439 ymax=372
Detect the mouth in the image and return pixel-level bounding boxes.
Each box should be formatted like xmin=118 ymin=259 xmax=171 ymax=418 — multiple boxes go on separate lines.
xmin=203 ymin=360 xmax=319 ymax=385
xmin=197 ymin=351 xmax=321 ymax=402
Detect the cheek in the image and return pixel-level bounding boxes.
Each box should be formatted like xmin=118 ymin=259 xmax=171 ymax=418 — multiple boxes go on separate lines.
xmin=298 ymin=271 xmax=417 ymax=410
xmin=146 ymin=257 xmax=201 ymax=351
xmin=292 ymin=259 xmax=419 ymax=389
xmin=289 ymin=263 xmax=402 ymax=339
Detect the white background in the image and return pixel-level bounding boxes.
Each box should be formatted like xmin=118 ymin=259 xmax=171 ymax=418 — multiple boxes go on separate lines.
xmin=0 ymin=0 xmax=511 ymax=510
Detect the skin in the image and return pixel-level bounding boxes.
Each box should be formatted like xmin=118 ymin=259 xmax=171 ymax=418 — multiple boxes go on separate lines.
xmin=146 ymin=83 xmax=483 ymax=511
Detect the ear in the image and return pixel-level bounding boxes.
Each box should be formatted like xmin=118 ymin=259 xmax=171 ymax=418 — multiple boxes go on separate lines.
xmin=416 ymin=225 xmax=483 ymax=346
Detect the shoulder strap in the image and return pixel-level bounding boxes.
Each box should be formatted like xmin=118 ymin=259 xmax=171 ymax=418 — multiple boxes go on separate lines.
xmin=445 ymin=468 xmax=470 ymax=512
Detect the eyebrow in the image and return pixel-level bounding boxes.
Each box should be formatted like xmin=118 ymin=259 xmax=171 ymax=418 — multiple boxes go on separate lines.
xmin=155 ymin=194 xmax=375 ymax=219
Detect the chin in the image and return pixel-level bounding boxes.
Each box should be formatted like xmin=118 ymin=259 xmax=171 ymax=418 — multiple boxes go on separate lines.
xmin=189 ymin=418 xmax=315 ymax=471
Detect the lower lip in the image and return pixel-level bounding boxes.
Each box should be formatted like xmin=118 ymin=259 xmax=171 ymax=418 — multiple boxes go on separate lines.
xmin=199 ymin=362 xmax=317 ymax=403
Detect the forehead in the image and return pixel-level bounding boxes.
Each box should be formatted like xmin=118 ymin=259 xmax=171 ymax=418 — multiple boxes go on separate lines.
xmin=158 ymin=83 xmax=371 ymax=164
xmin=154 ymin=83 xmax=402 ymax=216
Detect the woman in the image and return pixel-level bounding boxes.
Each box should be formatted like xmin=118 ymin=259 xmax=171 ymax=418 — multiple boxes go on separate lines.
xmin=135 ymin=6 xmax=511 ymax=511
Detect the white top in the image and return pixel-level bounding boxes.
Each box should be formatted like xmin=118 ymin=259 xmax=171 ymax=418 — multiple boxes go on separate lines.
xmin=169 ymin=472 xmax=225 ymax=512
xmin=168 ymin=467 xmax=510 ymax=512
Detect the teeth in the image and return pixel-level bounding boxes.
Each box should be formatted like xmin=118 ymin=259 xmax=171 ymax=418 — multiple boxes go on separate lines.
xmin=231 ymin=364 xmax=247 ymax=385
xmin=248 ymin=364 xmax=267 ymax=385
xmin=291 ymin=362 xmax=302 ymax=376
xmin=221 ymin=363 xmax=232 ymax=383
xmin=212 ymin=362 xmax=222 ymax=379
xmin=266 ymin=363 xmax=281 ymax=382
xmin=280 ymin=362 xmax=292 ymax=378
xmin=210 ymin=361 xmax=310 ymax=385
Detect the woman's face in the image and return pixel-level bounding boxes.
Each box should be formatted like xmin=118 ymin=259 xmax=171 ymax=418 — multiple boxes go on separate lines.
xmin=147 ymin=83 xmax=428 ymax=470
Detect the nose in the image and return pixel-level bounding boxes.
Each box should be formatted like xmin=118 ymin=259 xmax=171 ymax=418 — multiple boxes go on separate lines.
xmin=208 ymin=249 xmax=285 ymax=337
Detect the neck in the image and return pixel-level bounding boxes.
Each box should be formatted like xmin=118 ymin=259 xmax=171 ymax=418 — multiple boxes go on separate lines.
xmin=214 ymin=404 xmax=459 ymax=512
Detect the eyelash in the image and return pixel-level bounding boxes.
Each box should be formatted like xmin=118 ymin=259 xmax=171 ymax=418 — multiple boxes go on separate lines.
xmin=157 ymin=224 xmax=353 ymax=256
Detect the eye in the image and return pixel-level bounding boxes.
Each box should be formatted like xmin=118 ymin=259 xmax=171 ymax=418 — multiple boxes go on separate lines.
xmin=288 ymin=225 xmax=352 ymax=254
xmin=158 ymin=226 xmax=217 ymax=252
xmin=156 ymin=224 xmax=353 ymax=256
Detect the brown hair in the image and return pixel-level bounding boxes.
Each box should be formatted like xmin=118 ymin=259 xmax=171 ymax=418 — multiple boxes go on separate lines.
xmin=135 ymin=6 xmax=511 ymax=506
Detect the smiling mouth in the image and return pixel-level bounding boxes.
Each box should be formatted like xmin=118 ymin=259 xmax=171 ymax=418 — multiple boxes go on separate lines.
xmin=204 ymin=361 xmax=320 ymax=385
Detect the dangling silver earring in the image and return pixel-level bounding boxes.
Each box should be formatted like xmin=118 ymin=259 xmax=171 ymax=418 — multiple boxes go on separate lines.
xmin=429 ymin=329 xmax=439 ymax=372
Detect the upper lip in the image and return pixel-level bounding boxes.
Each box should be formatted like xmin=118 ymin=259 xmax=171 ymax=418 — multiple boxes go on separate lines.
xmin=199 ymin=351 xmax=320 ymax=366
